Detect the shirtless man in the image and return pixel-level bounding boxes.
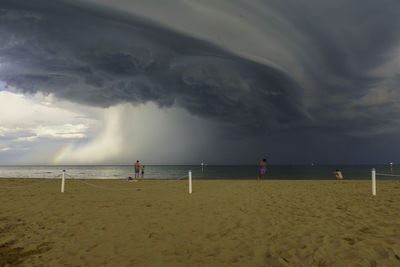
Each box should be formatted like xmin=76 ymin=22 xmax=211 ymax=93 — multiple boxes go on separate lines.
xmin=258 ymin=159 xmax=267 ymax=180
xmin=134 ymin=160 xmax=140 ymax=180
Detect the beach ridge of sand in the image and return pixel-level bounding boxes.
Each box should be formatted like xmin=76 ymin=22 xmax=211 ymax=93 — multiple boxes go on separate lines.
xmin=1 ymin=179 xmax=400 ymax=266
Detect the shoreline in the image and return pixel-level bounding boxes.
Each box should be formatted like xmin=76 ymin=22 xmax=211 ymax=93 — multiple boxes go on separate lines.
xmin=0 ymin=177 xmax=394 ymax=180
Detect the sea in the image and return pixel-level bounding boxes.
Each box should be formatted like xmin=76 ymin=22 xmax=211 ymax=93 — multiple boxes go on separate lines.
xmin=0 ymin=165 xmax=399 ymax=180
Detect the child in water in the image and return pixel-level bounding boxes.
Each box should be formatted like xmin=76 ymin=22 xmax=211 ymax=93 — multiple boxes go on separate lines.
xmin=141 ymin=166 xmax=145 ymax=179
xmin=334 ymin=169 xmax=343 ymax=180
xmin=258 ymin=159 xmax=267 ymax=180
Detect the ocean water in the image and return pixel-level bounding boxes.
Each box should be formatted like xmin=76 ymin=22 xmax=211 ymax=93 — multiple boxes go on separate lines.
xmin=0 ymin=165 xmax=399 ymax=180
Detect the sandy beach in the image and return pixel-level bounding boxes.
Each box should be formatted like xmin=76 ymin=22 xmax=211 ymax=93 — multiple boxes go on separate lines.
xmin=1 ymin=178 xmax=400 ymax=266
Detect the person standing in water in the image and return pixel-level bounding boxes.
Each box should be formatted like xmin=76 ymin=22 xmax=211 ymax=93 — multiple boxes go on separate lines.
xmin=134 ymin=160 xmax=140 ymax=180
xmin=258 ymin=159 xmax=267 ymax=180
xmin=334 ymin=169 xmax=343 ymax=180
xmin=141 ymin=165 xmax=145 ymax=179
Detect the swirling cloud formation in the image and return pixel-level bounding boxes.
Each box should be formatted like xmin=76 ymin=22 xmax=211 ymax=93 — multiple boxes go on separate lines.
xmin=1 ymin=0 xmax=400 ymax=163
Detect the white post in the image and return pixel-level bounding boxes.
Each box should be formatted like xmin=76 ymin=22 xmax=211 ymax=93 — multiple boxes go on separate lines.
xmin=61 ymin=169 xmax=66 ymax=193
xmin=189 ymin=170 xmax=192 ymax=194
xmin=371 ymin=168 xmax=376 ymax=196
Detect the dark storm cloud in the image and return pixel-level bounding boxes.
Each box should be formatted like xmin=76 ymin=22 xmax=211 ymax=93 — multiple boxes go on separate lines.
xmin=1 ymin=0 xmax=400 ymax=137
xmin=0 ymin=0 xmax=307 ymax=134
xmin=270 ymin=0 xmax=400 ymax=134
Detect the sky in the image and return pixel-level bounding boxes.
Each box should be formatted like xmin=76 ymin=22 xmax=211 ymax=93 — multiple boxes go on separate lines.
xmin=0 ymin=0 xmax=400 ymax=165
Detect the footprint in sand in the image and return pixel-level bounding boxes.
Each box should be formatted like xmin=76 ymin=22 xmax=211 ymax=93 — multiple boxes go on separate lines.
xmin=342 ymin=237 xmax=355 ymax=245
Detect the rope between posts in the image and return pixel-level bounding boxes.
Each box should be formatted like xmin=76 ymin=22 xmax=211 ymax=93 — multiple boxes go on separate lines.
xmin=63 ymin=168 xmax=203 ymax=180
xmin=73 ymin=174 xmax=188 ymax=191
xmin=0 ymin=179 xmax=52 ymax=189
xmin=376 ymin=172 xmax=400 ymax=177
xmin=0 ymin=173 xmax=66 ymax=189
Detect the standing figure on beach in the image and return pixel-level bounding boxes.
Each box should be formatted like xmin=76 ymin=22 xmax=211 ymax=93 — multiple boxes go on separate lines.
xmin=258 ymin=159 xmax=267 ymax=180
xmin=134 ymin=160 xmax=140 ymax=180
xmin=141 ymin=165 xmax=145 ymax=179
xmin=334 ymin=169 xmax=343 ymax=180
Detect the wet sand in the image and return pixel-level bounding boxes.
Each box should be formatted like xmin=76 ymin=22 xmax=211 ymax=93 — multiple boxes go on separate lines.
xmin=1 ymin=178 xmax=400 ymax=266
